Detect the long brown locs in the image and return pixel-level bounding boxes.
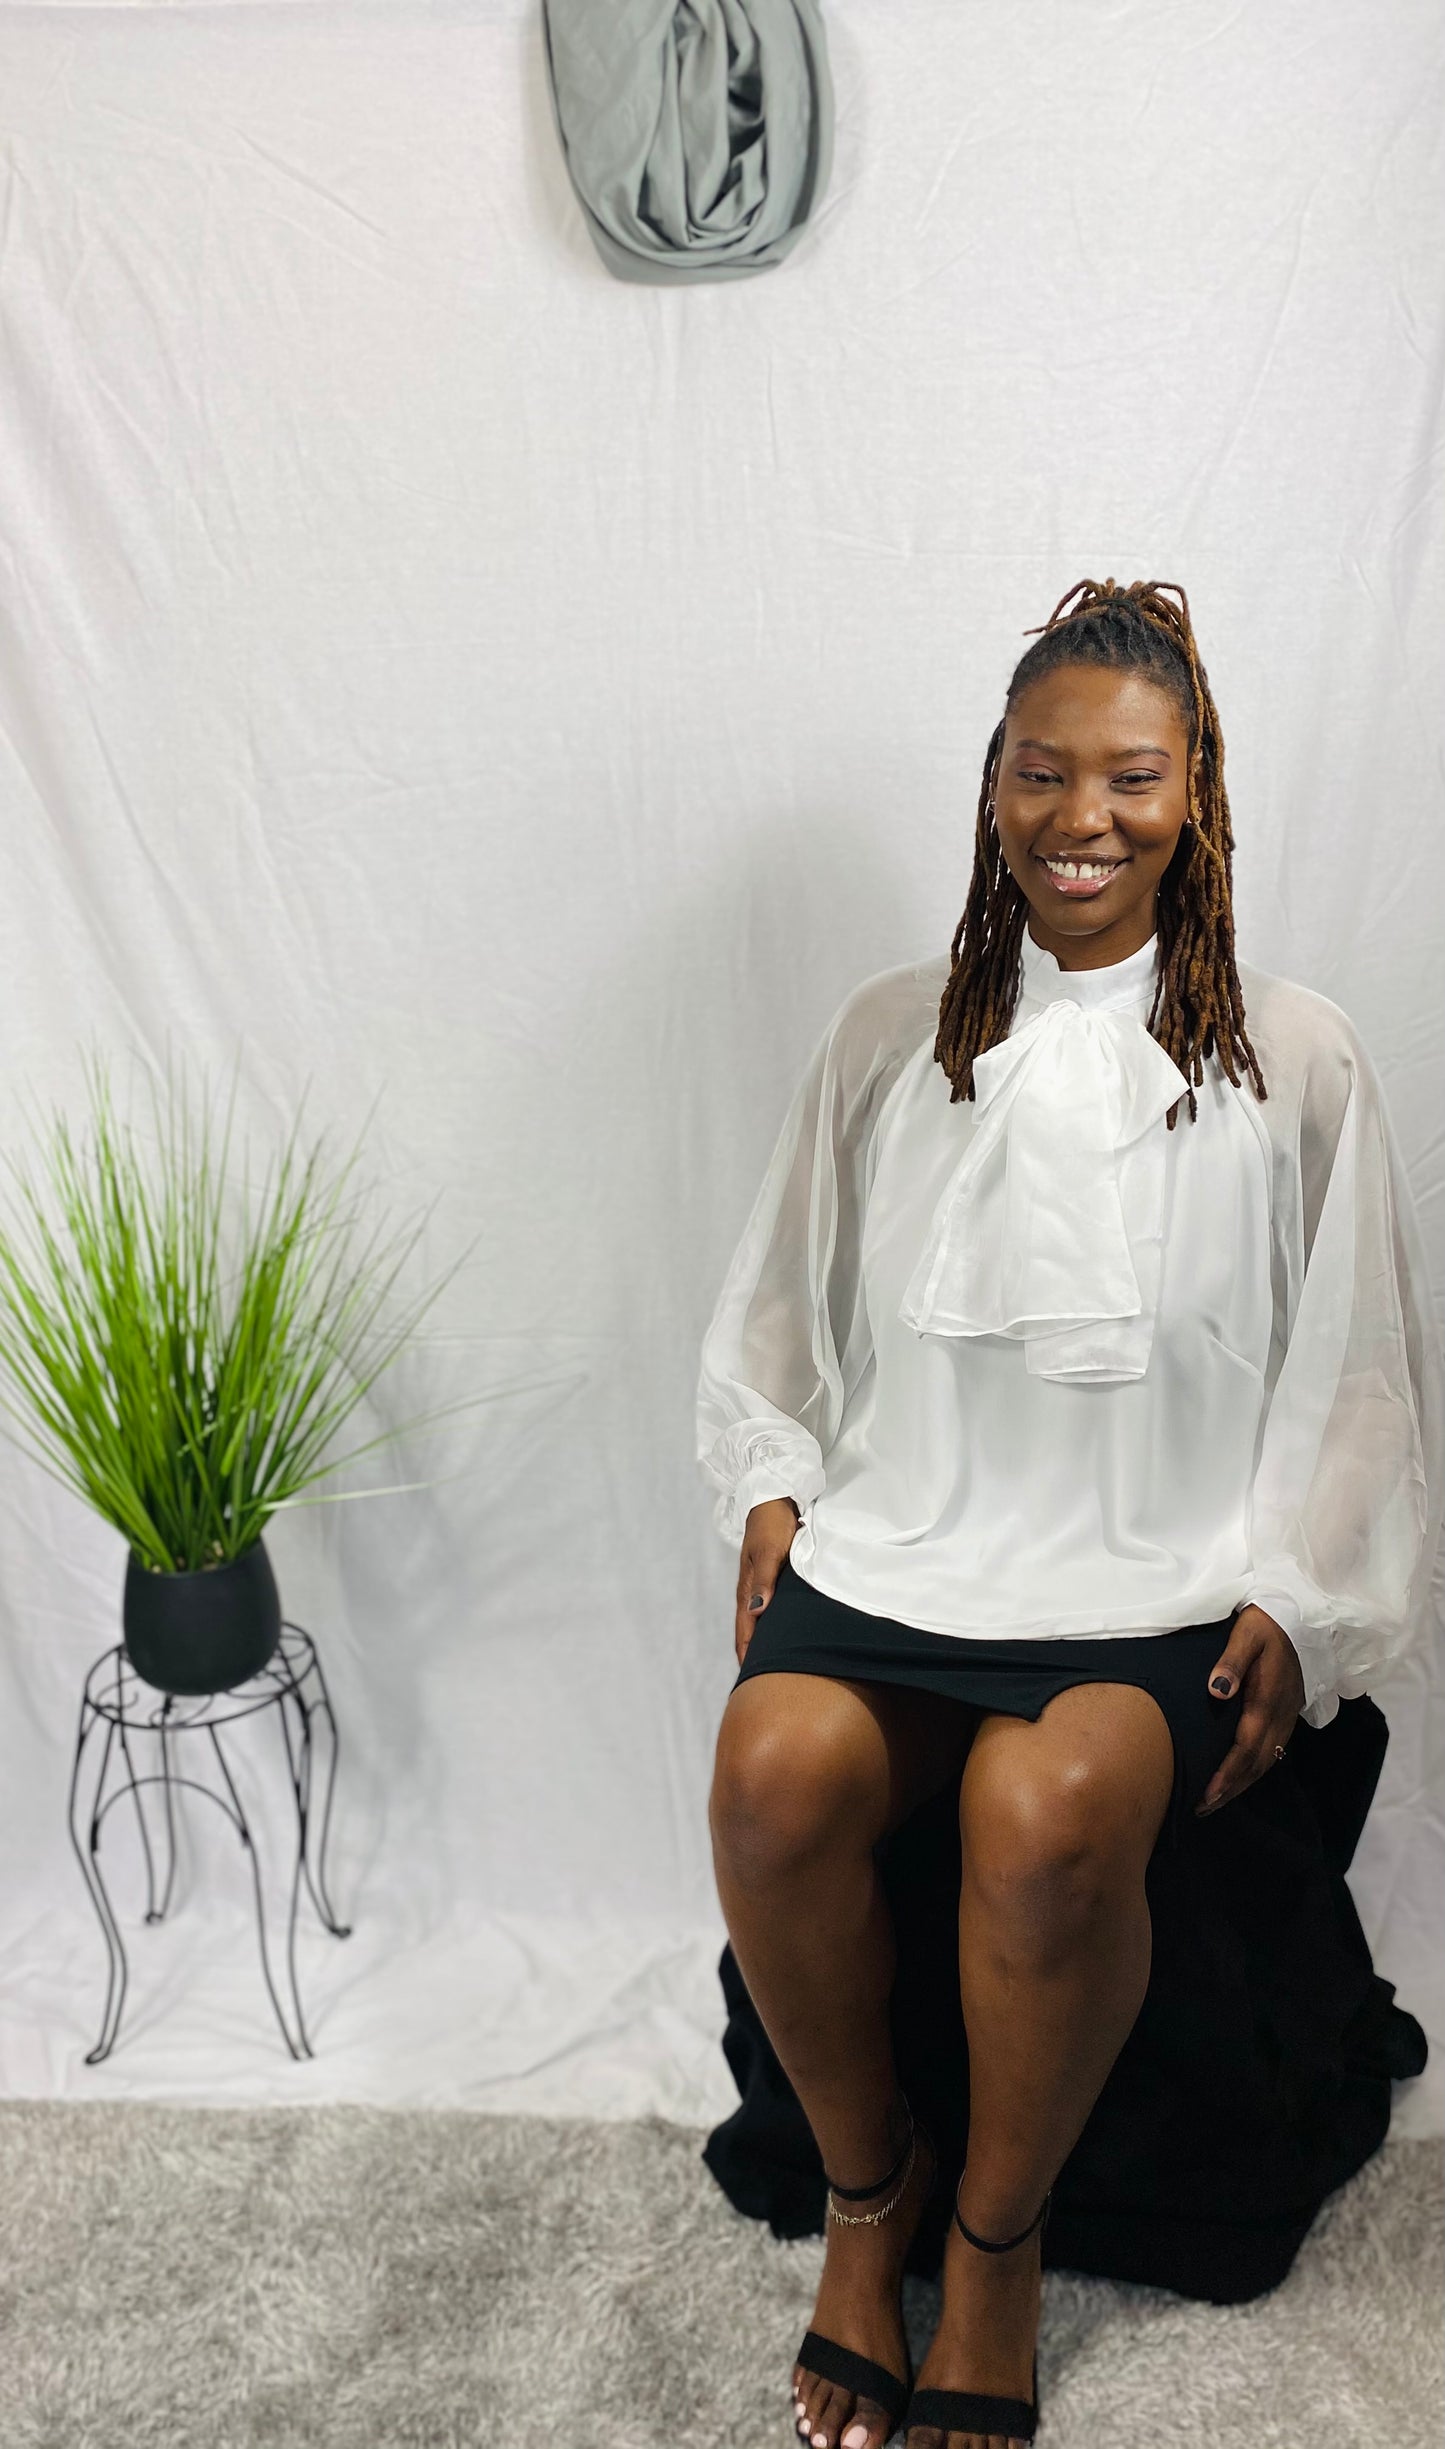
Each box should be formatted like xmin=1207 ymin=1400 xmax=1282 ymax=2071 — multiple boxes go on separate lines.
xmin=934 ymin=577 xmax=1269 ymax=1134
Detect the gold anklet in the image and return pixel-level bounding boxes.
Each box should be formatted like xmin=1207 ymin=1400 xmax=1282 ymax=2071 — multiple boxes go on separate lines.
xmin=826 ymin=2130 xmax=916 ymax=2226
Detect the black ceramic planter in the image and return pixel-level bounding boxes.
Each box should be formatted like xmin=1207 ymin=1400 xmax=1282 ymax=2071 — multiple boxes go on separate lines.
xmin=122 ymin=1538 xmax=283 ymax=1696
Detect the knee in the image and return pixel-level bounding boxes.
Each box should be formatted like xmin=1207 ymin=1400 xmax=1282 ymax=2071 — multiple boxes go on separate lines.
xmin=709 ymin=1701 xmax=874 ymax=1889
xmin=963 ymin=1760 xmax=1139 ymax=1943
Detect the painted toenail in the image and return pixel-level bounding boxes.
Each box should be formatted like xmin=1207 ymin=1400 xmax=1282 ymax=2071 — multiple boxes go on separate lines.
xmin=842 ymin=2427 xmax=869 ymax=2448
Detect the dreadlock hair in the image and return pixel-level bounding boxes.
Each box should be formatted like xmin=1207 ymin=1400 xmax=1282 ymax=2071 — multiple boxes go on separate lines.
xmin=935 ymin=577 xmax=1267 ymax=1129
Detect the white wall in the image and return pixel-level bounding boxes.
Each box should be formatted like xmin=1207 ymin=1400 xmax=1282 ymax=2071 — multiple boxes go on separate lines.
xmin=0 ymin=0 xmax=1440 ymax=2131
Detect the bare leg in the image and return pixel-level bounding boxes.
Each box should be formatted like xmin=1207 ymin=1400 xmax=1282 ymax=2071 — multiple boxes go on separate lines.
xmin=710 ymin=1671 xmax=975 ymax=2449
xmin=905 ymin=1681 xmax=1176 ymax=2449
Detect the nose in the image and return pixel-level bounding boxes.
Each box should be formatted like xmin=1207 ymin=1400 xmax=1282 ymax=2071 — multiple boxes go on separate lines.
xmin=1057 ymin=788 xmax=1116 ymax=830
xmin=1045 ymin=791 xmax=1127 ymax=847
xmin=1053 ymin=813 xmax=1121 ymax=842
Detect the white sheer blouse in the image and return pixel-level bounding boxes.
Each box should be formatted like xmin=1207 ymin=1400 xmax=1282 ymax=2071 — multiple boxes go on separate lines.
xmin=695 ymin=928 xmax=1445 ymax=1730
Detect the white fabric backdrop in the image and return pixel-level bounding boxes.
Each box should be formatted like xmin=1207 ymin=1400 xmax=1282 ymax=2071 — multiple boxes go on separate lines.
xmin=0 ymin=0 xmax=1441 ymax=2135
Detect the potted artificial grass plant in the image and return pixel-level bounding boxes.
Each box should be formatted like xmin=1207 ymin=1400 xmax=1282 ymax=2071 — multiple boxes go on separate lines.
xmin=0 ymin=1050 xmax=464 ymax=1694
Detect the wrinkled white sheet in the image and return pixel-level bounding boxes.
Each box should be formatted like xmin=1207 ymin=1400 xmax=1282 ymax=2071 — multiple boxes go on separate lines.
xmin=0 ymin=0 xmax=1440 ymax=2135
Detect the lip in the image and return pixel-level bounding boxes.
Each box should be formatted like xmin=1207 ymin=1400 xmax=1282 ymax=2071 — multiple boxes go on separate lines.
xmin=1034 ymin=851 xmax=1130 ymax=900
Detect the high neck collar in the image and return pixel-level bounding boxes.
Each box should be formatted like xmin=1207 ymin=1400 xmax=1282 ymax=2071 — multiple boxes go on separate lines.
xmin=1018 ymin=926 xmax=1159 ymax=1015
xmin=901 ymin=920 xmax=1189 ymax=1381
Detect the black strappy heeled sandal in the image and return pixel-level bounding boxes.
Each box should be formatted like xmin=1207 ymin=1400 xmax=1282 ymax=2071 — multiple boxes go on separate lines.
xmin=902 ymin=2168 xmax=1052 ymax=2447
xmin=792 ymin=2097 xmax=937 ymax=2447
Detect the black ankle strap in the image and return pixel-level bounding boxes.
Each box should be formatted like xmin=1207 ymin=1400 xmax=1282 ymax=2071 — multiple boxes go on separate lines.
xmin=822 ymin=2099 xmax=915 ymax=2201
xmin=953 ymin=2171 xmax=1051 ymax=2253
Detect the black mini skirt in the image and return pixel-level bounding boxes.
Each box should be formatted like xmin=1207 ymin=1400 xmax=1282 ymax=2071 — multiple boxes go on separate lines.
xmin=733 ymin=1552 xmax=1247 ymax=1853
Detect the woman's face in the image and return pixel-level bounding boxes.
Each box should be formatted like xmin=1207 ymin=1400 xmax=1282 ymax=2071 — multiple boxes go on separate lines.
xmin=993 ymin=665 xmax=1193 ymax=970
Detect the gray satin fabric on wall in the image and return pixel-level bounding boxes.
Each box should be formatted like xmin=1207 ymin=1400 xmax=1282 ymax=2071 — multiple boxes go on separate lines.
xmin=541 ymin=0 xmax=833 ymax=283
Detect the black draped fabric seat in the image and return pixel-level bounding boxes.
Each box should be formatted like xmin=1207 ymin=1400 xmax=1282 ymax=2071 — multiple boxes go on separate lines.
xmin=701 ymin=1695 xmax=1426 ymax=2304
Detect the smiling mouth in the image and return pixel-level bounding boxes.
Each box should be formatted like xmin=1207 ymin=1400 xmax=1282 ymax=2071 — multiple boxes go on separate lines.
xmin=1035 ymin=853 xmax=1130 ymax=879
xmin=1034 ymin=853 xmax=1130 ymax=901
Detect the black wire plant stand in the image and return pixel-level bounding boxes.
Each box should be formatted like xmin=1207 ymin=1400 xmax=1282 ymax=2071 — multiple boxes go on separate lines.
xmin=67 ymin=1622 xmax=351 ymax=2063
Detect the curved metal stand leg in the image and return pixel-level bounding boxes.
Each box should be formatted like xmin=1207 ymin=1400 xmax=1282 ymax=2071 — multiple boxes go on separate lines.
xmin=207 ymin=1721 xmax=313 ymax=2061
xmin=66 ymin=1699 xmax=130 ymax=2065
xmin=268 ymin=1686 xmax=316 ymax=2055
xmin=154 ymin=1703 xmax=181 ymax=1921
xmin=113 ymin=1710 xmax=173 ymax=1924
xmin=278 ymin=1660 xmax=351 ymax=1939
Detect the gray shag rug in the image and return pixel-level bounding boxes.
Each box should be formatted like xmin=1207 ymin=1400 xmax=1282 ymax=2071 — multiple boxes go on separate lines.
xmin=0 ymin=2102 xmax=1439 ymax=2448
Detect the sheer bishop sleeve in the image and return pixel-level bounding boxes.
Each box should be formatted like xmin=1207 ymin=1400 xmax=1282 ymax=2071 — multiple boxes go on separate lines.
xmin=1238 ymin=995 xmax=1445 ymax=1730
xmin=696 ymin=971 xmax=912 ymax=1550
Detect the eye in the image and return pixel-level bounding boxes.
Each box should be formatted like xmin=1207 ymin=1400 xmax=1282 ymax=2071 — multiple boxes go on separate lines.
xmin=1016 ymin=766 xmax=1161 ymax=787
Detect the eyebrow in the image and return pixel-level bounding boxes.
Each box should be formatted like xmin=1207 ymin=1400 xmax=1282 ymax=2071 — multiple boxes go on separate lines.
xmin=1013 ymin=738 xmax=1174 ymax=760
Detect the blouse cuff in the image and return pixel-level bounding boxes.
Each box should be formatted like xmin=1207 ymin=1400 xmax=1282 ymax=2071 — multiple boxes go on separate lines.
xmin=1242 ymin=1582 xmax=1340 ymax=1729
xmin=705 ymin=1438 xmax=826 ymax=1548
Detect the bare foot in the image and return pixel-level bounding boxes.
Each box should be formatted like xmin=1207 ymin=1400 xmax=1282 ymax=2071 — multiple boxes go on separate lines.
xmin=791 ymin=2115 xmax=937 ymax=2449
xmin=903 ymin=2187 xmax=1043 ymax=2449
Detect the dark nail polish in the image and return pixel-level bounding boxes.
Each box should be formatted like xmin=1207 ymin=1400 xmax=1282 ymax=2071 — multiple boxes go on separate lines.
xmin=747 ymin=1595 xmax=763 ymax=1611
xmin=1210 ymin=1676 xmax=1233 ymax=1695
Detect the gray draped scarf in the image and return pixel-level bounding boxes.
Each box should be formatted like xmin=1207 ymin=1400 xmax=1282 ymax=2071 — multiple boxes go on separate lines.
xmin=541 ymin=0 xmax=833 ymax=284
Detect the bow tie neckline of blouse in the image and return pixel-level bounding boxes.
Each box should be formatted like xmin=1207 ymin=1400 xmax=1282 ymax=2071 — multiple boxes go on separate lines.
xmin=897 ymin=929 xmax=1196 ymax=1382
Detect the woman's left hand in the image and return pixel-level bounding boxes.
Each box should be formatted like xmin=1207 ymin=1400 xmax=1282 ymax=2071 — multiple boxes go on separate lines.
xmin=1195 ymin=1604 xmax=1306 ymax=1816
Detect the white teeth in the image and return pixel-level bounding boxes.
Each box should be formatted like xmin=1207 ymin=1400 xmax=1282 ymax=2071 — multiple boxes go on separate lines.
xmin=1043 ymin=857 xmax=1117 ymax=879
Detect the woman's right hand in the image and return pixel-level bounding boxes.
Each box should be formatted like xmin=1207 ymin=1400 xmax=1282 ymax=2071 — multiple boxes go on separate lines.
xmin=735 ymin=1497 xmax=801 ymax=1666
